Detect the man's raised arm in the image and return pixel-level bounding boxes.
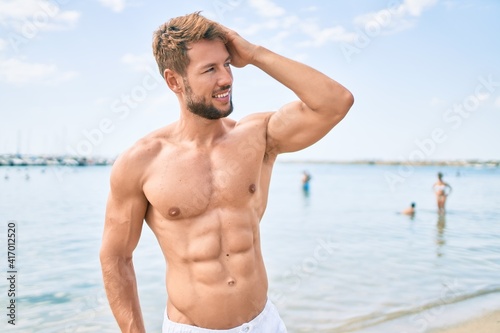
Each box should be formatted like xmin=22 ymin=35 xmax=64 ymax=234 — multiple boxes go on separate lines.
xmin=224 ymin=27 xmax=354 ymax=154
xmin=100 ymin=151 xmax=148 ymax=333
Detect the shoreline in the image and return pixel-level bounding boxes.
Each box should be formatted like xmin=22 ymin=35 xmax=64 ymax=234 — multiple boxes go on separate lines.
xmin=351 ymin=292 xmax=500 ymax=333
xmin=427 ymin=310 xmax=500 ymax=333
xmin=1 ymin=153 xmax=499 ymax=168
xmin=278 ymin=158 xmax=500 ymax=167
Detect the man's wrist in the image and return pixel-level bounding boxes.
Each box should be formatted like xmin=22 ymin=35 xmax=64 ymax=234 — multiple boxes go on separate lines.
xmin=251 ymin=45 xmax=272 ymax=68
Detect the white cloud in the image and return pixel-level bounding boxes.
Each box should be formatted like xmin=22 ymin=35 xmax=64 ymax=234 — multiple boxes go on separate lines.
xmin=0 ymin=58 xmax=77 ymax=85
xmin=47 ymin=10 xmax=79 ymax=31
xmin=0 ymin=0 xmax=41 ymax=20
xmin=248 ymin=0 xmax=285 ymax=18
xmin=121 ymin=53 xmax=155 ymax=72
xmin=0 ymin=0 xmax=80 ymax=33
xmin=298 ymin=22 xmax=358 ymax=46
xmin=239 ymin=19 xmax=280 ymax=36
xmin=240 ymin=14 xmax=355 ymax=48
xmin=98 ymin=0 xmax=127 ymax=13
xmin=353 ymin=0 xmax=438 ymax=35
xmin=495 ymin=97 xmax=500 ymax=108
xmin=240 ymin=0 xmax=437 ymax=49
xmin=404 ymin=0 xmax=438 ymax=16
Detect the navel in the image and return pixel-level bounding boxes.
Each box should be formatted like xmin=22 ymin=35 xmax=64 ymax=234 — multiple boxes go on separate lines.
xmin=168 ymin=207 xmax=180 ymax=217
xmin=227 ymin=278 xmax=236 ymax=286
xmin=248 ymin=184 xmax=256 ymax=194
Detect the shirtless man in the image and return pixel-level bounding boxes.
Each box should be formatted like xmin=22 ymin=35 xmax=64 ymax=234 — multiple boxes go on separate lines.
xmin=99 ymin=12 xmax=354 ymax=333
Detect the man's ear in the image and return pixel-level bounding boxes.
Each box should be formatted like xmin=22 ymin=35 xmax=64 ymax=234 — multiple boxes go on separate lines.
xmin=164 ymin=69 xmax=182 ymax=93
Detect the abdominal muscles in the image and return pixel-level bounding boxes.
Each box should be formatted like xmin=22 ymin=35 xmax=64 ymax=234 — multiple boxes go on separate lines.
xmin=156 ymin=209 xmax=268 ymax=328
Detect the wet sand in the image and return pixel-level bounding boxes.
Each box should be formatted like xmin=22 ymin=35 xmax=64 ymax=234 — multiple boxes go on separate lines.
xmin=428 ymin=310 xmax=500 ymax=333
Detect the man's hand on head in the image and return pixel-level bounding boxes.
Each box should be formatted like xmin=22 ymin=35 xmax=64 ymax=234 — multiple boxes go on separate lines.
xmin=221 ymin=26 xmax=259 ymax=68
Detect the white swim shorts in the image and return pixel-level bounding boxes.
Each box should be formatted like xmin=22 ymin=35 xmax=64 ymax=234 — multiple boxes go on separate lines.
xmin=162 ymin=299 xmax=287 ymax=333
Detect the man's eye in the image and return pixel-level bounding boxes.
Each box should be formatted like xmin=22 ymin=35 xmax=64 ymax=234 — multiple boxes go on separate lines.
xmin=224 ymin=62 xmax=230 ymax=67
xmin=205 ymin=67 xmax=214 ymax=73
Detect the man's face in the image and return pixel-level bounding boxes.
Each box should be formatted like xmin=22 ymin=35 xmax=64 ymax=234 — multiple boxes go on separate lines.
xmin=183 ymin=77 xmax=233 ymax=120
xmin=183 ymin=39 xmax=233 ymax=120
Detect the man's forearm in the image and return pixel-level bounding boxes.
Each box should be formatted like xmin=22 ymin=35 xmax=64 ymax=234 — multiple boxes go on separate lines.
xmin=250 ymin=46 xmax=353 ymax=116
xmin=101 ymin=257 xmax=145 ymax=333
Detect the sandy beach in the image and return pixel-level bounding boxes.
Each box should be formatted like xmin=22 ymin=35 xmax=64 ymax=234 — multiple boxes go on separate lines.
xmin=428 ymin=310 xmax=500 ymax=333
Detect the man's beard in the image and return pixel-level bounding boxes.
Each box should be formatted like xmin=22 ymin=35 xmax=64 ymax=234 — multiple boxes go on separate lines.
xmin=184 ymin=80 xmax=233 ymax=120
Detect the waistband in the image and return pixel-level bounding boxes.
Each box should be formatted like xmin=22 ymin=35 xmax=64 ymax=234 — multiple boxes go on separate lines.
xmin=162 ymin=299 xmax=279 ymax=333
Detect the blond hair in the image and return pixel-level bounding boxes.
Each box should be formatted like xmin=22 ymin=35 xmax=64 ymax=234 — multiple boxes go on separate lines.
xmin=152 ymin=12 xmax=227 ymax=77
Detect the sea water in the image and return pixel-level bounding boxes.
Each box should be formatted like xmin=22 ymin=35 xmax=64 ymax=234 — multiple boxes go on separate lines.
xmin=0 ymin=163 xmax=499 ymax=332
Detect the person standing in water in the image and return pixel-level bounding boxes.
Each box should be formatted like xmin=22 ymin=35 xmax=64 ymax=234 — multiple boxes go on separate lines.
xmin=302 ymin=170 xmax=312 ymax=193
xmin=433 ymin=172 xmax=452 ymax=214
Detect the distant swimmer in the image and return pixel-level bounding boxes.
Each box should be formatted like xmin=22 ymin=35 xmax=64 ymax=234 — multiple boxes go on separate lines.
xmin=402 ymin=202 xmax=416 ymax=216
xmin=433 ymin=172 xmax=452 ymax=214
xmin=302 ymin=170 xmax=311 ymax=192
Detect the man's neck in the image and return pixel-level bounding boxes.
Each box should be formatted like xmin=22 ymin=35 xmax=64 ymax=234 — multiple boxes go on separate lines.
xmin=174 ymin=112 xmax=228 ymax=147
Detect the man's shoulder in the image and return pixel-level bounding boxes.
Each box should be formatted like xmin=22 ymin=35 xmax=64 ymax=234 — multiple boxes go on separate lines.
xmin=237 ymin=111 xmax=273 ymax=123
xmin=111 ymin=127 xmax=171 ymax=182
xmin=232 ymin=112 xmax=279 ymax=162
xmin=234 ymin=112 xmax=273 ymax=131
xmin=118 ymin=134 xmax=162 ymax=166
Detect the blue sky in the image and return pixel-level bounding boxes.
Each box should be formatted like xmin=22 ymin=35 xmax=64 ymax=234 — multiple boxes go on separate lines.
xmin=1 ymin=0 xmax=499 ymax=162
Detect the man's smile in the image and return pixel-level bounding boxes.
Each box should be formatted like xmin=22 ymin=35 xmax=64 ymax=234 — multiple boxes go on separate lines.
xmin=213 ymin=88 xmax=231 ymax=99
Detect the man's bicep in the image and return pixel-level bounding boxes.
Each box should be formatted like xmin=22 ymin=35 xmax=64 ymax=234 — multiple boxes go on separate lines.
xmin=101 ymin=150 xmax=150 ymax=257
xmin=267 ymin=101 xmax=337 ymax=154
xmin=101 ymin=190 xmax=148 ymax=258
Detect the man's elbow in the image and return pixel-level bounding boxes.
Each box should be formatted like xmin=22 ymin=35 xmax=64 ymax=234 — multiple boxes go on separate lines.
xmin=328 ymin=89 xmax=354 ymax=124
xmin=341 ymin=89 xmax=354 ymax=113
xmin=323 ymin=85 xmax=354 ymax=114
xmin=99 ymin=249 xmax=114 ymax=271
xmin=99 ymin=247 xmax=132 ymax=268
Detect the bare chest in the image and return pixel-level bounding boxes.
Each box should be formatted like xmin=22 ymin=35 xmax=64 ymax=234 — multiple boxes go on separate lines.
xmin=143 ymin=140 xmax=266 ymax=221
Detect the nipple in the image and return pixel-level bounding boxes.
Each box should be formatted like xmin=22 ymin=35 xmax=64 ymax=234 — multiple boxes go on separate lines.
xmin=168 ymin=207 xmax=180 ymax=217
xmin=248 ymin=184 xmax=256 ymax=194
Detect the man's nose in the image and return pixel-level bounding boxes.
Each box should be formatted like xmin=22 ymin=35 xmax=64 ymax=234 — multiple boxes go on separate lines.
xmin=218 ymin=67 xmax=232 ymax=87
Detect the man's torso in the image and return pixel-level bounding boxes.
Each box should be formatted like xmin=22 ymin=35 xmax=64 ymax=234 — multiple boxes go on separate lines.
xmin=139 ymin=114 xmax=276 ymax=329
